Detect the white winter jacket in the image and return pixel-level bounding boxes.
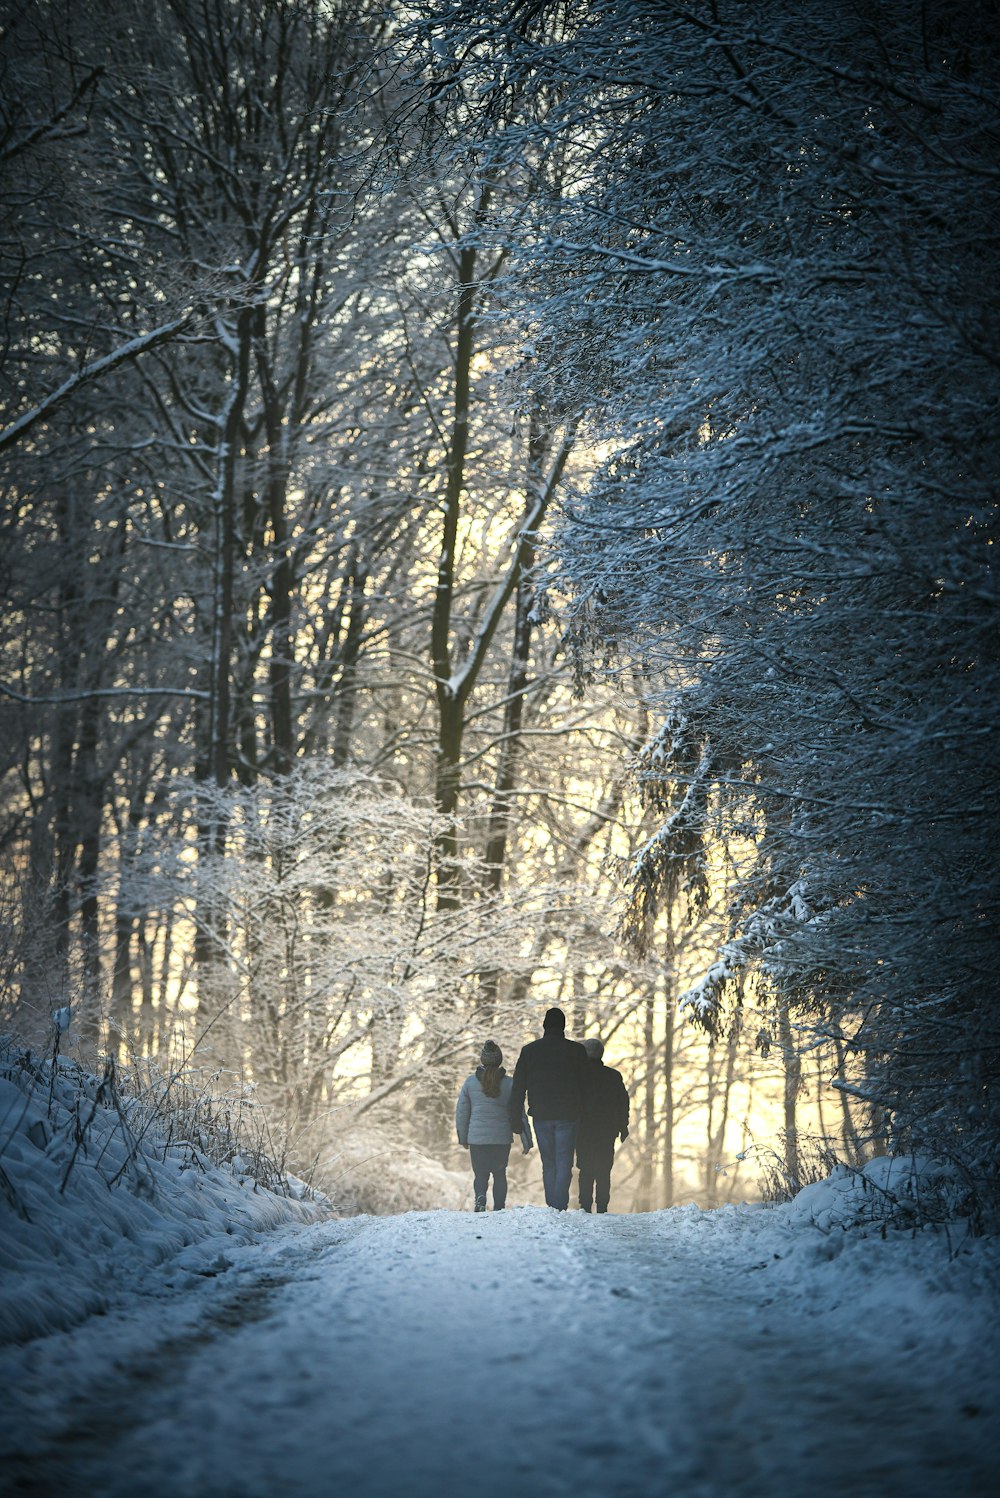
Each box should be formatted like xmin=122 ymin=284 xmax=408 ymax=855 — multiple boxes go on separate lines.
xmin=455 ymin=1069 xmax=532 ymax=1151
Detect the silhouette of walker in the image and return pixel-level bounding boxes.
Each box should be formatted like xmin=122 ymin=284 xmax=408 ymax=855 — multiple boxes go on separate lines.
xmin=455 ymin=1041 xmax=532 ymax=1211
xmin=577 ymin=1037 xmax=629 ymax=1213
xmin=507 ymin=1007 xmax=588 ymax=1210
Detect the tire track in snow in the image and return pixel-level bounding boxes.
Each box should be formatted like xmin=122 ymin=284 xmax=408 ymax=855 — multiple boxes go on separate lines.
xmin=2 ymin=1266 xmax=295 ymax=1495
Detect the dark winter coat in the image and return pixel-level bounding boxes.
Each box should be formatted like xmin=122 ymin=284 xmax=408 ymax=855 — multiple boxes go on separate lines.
xmin=456 ymin=1069 xmax=533 ymax=1152
xmin=577 ymin=1060 xmax=630 ymax=1149
xmin=508 ymin=1032 xmax=589 ymax=1127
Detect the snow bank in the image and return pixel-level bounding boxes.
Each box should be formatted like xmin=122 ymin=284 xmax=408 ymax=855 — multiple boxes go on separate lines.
xmin=784 ymin=1155 xmax=966 ymax=1231
xmin=0 ymin=1054 xmax=327 ymax=1347
xmin=639 ymin=1179 xmax=1000 ymax=1429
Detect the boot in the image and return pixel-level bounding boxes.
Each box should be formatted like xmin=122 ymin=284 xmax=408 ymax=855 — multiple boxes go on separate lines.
xmin=474 ymin=1195 xmax=487 ymax=1212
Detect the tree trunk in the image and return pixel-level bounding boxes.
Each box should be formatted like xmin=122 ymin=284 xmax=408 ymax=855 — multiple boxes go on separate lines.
xmin=431 ymin=238 xmax=478 ymax=910
xmin=74 ymin=692 xmax=104 ymax=1049
xmin=778 ymin=999 xmax=801 ymax=1192
xmin=331 ymin=555 xmax=368 ymax=769
xmin=110 ymin=903 xmax=134 ymax=1044
xmin=662 ymin=980 xmax=675 ymax=1208
xmin=483 ymin=413 xmax=547 ymax=894
xmin=834 ymin=1036 xmax=863 ymax=1164
xmin=195 ymin=303 xmax=254 ymax=1029
xmin=256 ymin=318 xmax=295 ymax=776
xmin=633 ymin=985 xmax=657 ymax=1211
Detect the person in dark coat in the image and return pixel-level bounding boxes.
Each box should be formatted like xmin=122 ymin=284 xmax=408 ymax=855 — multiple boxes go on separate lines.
xmin=455 ymin=1041 xmax=533 ymax=1211
xmin=577 ymin=1037 xmax=630 ymax=1213
xmin=508 ymin=1007 xmax=589 ymax=1210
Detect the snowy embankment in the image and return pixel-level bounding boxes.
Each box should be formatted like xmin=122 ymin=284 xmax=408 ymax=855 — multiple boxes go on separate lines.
xmin=0 ymin=1048 xmax=325 ymax=1347
xmin=2 ymin=1115 xmax=999 ymax=1498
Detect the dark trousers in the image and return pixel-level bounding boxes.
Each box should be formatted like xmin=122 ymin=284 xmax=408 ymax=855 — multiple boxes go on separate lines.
xmin=578 ymin=1138 xmax=616 ymax=1212
xmin=470 ymin=1143 xmax=511 ymax=1209
xmin=534 ymin=1119 xmax=578 ymax=1210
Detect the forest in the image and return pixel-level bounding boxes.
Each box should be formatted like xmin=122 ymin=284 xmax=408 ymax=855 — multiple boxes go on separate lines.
xmin=1 ymin=0 xmax=997 ymax=1223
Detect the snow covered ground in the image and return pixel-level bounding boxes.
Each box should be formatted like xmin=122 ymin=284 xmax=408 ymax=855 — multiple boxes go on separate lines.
xmin=1 ymin=1048 xmax=998 ymax=1496
xmin=2 ymin=1170 xmax=999 ymax=1496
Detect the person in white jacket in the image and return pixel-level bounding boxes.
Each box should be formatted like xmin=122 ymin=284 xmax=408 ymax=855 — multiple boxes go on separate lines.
xmin=455 ymin=1041 xmax=532 ymax=1211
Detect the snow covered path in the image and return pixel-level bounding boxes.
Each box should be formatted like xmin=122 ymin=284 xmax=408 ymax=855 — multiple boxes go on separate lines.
xmin=3 ymin=1204 xmax=998 ymax=1498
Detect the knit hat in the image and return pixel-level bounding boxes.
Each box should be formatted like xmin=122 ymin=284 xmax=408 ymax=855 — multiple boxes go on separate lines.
xmin=583 ymin=1037 xmax=605 ymax=1060
xmin=543 ymin=1007 xmax=566 ymax=1031
xmin=480 ymin=1040 xmax=503 ymax=1067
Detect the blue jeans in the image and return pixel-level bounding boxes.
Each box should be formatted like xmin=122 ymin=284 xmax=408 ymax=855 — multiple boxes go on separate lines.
xmin=534 ymin=1119 xmax=578 ymax=1210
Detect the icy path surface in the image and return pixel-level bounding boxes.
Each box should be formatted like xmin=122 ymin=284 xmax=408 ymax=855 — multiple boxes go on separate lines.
xmin=3 ymin=1204 xmax=998 ymax=1498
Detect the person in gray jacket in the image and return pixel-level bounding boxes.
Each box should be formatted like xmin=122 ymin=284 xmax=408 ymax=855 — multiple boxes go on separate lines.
xmin=455 ymin=1040 xmax=532 ymax=1211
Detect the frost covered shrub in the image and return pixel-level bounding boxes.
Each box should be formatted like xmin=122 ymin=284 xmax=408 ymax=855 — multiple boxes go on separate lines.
xmin=158 ymin=765 xmax=580 ymax=1161
xmin=115 ymin=1053 xmax=293 ymax=1196
xmin=318 ymin=1123 xmax=468 ymax=1216
xmin=0 ymin=1035 xmax=323 ymax=1345
xmin=756 ymin=1137 xmax=841 ymax=1208
xmin=0 ymin=1033 xmax=296 ymax=1202
xmin=786 ymin=1158 xmax=978 ymax=1236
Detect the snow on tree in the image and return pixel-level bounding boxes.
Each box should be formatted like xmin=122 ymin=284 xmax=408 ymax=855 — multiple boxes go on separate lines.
xmin=423 ymin=0 xmax=1000 ymax=1211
